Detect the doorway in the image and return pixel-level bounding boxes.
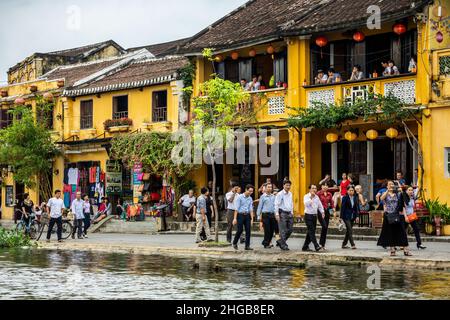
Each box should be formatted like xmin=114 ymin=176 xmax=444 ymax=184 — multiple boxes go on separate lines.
xmin=373 ymin=139 xmax=395 ymax=182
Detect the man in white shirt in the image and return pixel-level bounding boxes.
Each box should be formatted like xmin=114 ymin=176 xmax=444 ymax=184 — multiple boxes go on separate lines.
xmin=275 ymin=180 xmax=294 ymax=251
xmin=303 ymin=185 xmax=325 ymax=252
xmin=46 ymin=190 xmax=65 ymax=242
xmin=225 ymin=184 xmax=239 ymax=243
xmin=71 ymin=192 xmax=85 ymax=239
xmin=178 ymin=190 xmax=196 ymax=222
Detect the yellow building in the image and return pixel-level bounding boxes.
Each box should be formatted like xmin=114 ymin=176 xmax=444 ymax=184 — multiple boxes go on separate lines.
xmin=179 ymin=0 xmax=450 ymax=215
xmin=0 ymin=42 xmax=189 ymax=220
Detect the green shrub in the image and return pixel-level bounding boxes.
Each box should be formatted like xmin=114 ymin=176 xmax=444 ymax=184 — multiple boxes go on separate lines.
xmin=0 ymin=228 xmax=33 ymax=248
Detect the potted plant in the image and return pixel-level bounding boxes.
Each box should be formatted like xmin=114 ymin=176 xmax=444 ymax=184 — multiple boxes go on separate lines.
xmin=104 ymin=118 xmax=133 ymax=132
xmin=424 ymin=198 xmax=440 ymax=235
xmin=440 ymin=203 xmax=450 ymax=236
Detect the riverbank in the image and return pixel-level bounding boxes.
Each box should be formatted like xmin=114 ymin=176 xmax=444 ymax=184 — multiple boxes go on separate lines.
xmin=36 ymin=233 xmax=450 ymax=270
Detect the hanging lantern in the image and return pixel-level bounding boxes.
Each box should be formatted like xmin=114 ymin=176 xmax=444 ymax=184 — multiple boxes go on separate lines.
xmin=43 ymin=92 xmax=54 ymax=101
xmin=265 ymin=136 xmax=276 ymax=146
xmin=436 ymin=31 xmax=444 ymax=43
xmin=249 ymin=48 xmax=257 ymax=57
xmin=266 ymin=45 xmax=275 ymax=54
xmin=326 ymin=133 xmax=339 ymax=143
xmin=353 ymin=31 xmax=365 ymax=42
xmin=14 ymin=97 xmax=25 ymax=105
xmin=366 ymin=129 xmax=378 ymax=140
xmin=214 ymin=54 xmax=224 ymax=63
xmin=315 ymin=36 xmax=328 ymax=48
xmin=393 ymin=23 xmax=407 ymax=36
xmin=344 ymin=131 xmax=358 ymax=142
xmin=231 ymin=52 xmax=239 ymax=60
xmin=30 ymin=85 xmax=38 ymax=93
xmin=386 ymin=128 xmax=399 ymax=139
xmin=57 ymin=80 xmax=65 ymax=88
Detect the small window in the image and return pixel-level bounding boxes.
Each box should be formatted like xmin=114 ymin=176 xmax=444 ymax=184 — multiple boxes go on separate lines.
xmin=0 ymin=109 xmax=13 ymax=129
xmin=446 ymin=148 xmax=450 ymax=178
xmin=113 ymin=95 xmax=128 ymax=119
xmin=80 ymin=100 xmax=93 ymax=129
xmin=152 ymin=91 xmax=167 ymax=122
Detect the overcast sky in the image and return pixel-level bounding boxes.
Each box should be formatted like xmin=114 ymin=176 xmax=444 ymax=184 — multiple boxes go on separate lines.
xmin=0 ymin=0 xmax=247 ymax=83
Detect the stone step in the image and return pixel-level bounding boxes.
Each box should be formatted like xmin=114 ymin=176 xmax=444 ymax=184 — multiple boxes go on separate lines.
xmin=96 ymin=218 xmax=157 ymax=234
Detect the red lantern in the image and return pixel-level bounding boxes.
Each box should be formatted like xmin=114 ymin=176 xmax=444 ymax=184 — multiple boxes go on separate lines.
xmin=393 ymin=23 xmax=407 ymax=35
xmin=266 ymin=45 xmax=275 ymax=54
xmin=353 ymin=31 xmax=365 ymax=42
xmin=436 ymin=31 xmax=444 ymax=43
xmin=231 ymin=51 xmax=239 ymax=60
xmin=249 ymin=48 xmax=256 ymax=57
xmin=14 ymin=97 xmax=25 ymax=105
xmin=315 ymin=36 xmax=328 ymax=47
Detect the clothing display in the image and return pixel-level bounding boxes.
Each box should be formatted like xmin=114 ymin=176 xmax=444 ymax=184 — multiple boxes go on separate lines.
xmin=67 ymin=167 xmax=79 ymax=185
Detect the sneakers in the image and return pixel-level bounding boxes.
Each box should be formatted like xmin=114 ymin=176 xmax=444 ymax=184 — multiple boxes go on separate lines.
xmin=245 ymin=247 xmax=253 ymax=251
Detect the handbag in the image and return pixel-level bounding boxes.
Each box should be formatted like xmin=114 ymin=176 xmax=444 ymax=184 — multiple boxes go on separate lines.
xmin=406 ymin=212 xmax=419 ymax=223
xmin=386 ymin=212 xmax=400 ymax=225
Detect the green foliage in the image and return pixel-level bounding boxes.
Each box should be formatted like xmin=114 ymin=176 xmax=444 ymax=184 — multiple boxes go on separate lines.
xmin=103 ymin=118 xmax=133 ymax=130
xmin=0 ymin=228 xmax=33 ymax=248
xmin=0 ymin=101 xmax=60 ymax=194
xmin=288 ymin=94 xmax=417 ymax=130
xmin=425 ymin=198 xmax=450 ymax=225
xmin=178 ymin=59 xmax=196 ymax=104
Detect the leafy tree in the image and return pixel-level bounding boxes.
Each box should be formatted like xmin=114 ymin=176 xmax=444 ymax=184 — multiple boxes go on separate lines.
xmin=0 ymin=99 xmax=60 ymax=202
xmin=187 ymin=49 xmax=252 ymax=243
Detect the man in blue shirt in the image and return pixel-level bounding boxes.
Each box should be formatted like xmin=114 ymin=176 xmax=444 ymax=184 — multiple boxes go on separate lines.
xmin=195 ymin=187 xmax=213 ymax=243
xmin=232 ymin=184 xmax=255 ymax=250
xmin=257 ymin=183 xmax=276 ymax=249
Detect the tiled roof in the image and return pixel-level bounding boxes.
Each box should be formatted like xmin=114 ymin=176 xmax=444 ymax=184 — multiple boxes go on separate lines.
xmin=42 ymin=40 xmax=125 ymax=58
xmin=128 ymin=38 xmax=191 ymax=57
xmin=180 ymin=0 xmax=431 ymax=53
xmin=63 ymin=56 xmax=189 ymax=97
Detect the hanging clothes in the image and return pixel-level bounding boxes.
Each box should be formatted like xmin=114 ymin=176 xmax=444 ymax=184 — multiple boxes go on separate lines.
xmin=68 ymin=167 xmax=79 ymax=185
xmin=89 ymin=167 xmax=96 ymax=184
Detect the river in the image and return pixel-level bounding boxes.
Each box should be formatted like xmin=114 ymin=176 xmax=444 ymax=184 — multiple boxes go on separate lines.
xmin=0 ymin=248 xmax=449 ymax=300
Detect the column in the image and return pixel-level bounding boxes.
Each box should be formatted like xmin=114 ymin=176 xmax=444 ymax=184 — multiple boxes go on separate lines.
xmin=367 ymin=141 xmax=374 ymax=201
xmin=331 ymin=142 xmax=338 ymax=183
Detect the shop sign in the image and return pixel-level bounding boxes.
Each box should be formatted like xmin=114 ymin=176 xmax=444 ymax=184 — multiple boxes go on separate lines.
xmin=5 ymin=185 xmax=14 ymax=207
xmin=106 ymin=160 xmax=122 ymax=195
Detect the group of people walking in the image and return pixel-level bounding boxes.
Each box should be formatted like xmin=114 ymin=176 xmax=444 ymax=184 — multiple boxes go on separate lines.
xmin=207 ymin=175 xmax=426 ymax=255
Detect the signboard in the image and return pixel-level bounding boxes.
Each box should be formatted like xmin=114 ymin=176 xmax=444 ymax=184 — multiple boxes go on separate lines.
xmin=5 ymin=185 xmax=14 ymax=207
xmin=106 ymin=160 xmax=122 ymax=195
xmin=133 ymin=162 xmax=143 ymax=199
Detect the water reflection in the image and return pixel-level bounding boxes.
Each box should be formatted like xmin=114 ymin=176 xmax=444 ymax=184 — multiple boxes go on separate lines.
xmin=0 ymin=249 xmax=448 ymax=300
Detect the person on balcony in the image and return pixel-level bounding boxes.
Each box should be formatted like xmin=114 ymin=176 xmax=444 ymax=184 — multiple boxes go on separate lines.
xmin=381 ymin=60 xmax=391 ymax=76
xmin=314 ymin=69 xmax=328 ymax=84
xmin=408 ymin=55 xmax=417 ymax=73
xmin=388 ymin=60 xmax=400 ymax=76
xmin=240 ymin=78 xmax=248 ymax=90
xmin=326 ymin=68 xmax=342 ymax=84
xmin=247 ymin=75 xmax=261 ymax=91
xmin=258 ymin=75 xmax=266 ymax=89
xmin=349 ymin=65 xmax=364 ymax=81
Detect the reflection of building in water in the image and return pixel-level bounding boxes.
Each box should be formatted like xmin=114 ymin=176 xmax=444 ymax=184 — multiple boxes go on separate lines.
xmin=289 ymin=268 xmax=306 ymax=289
xmin=414 ymin=272 xmax=450 ymax=299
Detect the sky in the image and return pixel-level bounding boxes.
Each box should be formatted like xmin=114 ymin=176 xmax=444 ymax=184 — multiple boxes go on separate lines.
xmin=0 ymin=0 xmax=247 ymax=83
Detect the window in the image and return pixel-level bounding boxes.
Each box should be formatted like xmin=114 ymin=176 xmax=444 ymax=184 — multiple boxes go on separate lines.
xmin=113 ymin=95 xmax=128 ymax=119
xmin=80 ymin=100 xmax=93 ymax=129
xmin=0 ymin=109 xmax=13 ymax=129
xmin=274 ymin=52 xmax=287 ymax=84
xmin=152 ymin=91 xmax=167 ymax=122
xmin=446 ymin=148 xmax=450 ymax=178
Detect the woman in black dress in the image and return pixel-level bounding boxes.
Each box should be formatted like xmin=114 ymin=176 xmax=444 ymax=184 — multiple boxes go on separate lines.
xmin=377 ymin=181 xmax=412 ymax=256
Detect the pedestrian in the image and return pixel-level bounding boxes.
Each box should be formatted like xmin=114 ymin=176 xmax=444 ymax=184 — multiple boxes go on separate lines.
xmin=402 ymin=186 xmax=426 ymax=250
xmin=275 ymin=180 xmax=294 ymax=251
xmin=195 ymin=187 xmax=213 ymax=243
xmin=20 ymin=193 xmax=34 ymax=234
xmin=340 ymin=185 xmax=359 ymax=249
xmin=93 ymin=197 xmax=110 ymax=224
xmin=179 ymin=190 xmax=196 ymax=222
xmin=377 ymin=181 xmax=412 ymax=256
xmin=225 ymin=183 xmax=239 ymax=243
xmin=317 ymin=183 xmax=335 ymax=250
xmin=256 ymin=183 xmax=276 ymax=248
xmin=302 ymin=185 xmax=326 ymax=252
xmin=116 ymin=198 xmax=125 ymax=219
xmin=71 ymin=192 xmax=84 ymax=240
xmin=83 ymin=195 xmax=91 ymax=238
xmin=200 ymin=188 xmax=215 ymax=241
xmin=376 ymin=181 xmax=388 ymax=210
xmin=232 ymin=184 xmax=255 ymax=251
xmin=46 ymin=190 xmax=65 ymax=242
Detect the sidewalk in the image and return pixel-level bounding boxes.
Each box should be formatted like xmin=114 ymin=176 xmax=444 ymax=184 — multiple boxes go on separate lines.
xmin=37 ymin=233 xmax=450 ymax=270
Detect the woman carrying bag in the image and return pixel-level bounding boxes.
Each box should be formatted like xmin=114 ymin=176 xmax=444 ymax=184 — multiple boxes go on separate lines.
xmin=402 ymin=186 xmax=426 ymax=250
xmin=377 ymin=181 xmax=412 ymax=256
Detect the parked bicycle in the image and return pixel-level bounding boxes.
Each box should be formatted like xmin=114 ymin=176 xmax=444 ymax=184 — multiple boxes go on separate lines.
xmin=15 ymin=210 xmax=40 ymax=240
xmin=36 ymin=213 xmax=73 ymax=241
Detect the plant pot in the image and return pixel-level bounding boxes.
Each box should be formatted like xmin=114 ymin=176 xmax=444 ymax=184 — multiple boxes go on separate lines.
xmin=425 ymin=222 xmax=435 ymax=235
xmin=107 ymin=125 xmax=131 ymax=133
xmin=442 ymin=224 xmax=450 ymax=236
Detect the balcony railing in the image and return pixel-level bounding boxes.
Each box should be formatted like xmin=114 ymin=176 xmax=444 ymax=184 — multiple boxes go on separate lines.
xmin=304 ymin=73 xmax=417 ymax=107
xmin=113 ymin=111 xmax=128 ymax=119
xmin=80 ymin=115 xmax=93 ymax=129
xmin=152 ymin=106 xmax=167 ymax=122
xmin=237 ymin=88 xmax=288 ymax=121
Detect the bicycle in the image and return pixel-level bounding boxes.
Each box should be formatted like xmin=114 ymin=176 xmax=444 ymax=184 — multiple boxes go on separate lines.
xmin=15 ymin=211 xmax=40 ymax=240
xmin=36 ymin=213 xmax=74 ymax=241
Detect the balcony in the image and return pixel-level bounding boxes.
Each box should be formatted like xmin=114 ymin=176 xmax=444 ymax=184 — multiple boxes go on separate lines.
xmin=237 ymin=88 xmax=288 ymax=123
xmin=113 ymin=111 xmax=128 ymax=120
xmin=304 ymin=73 xmax=417 ymax=107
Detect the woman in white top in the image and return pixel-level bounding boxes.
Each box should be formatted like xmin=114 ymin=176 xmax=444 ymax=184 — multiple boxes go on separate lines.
xmin=402 ymin=186 xmax=426 ymax=249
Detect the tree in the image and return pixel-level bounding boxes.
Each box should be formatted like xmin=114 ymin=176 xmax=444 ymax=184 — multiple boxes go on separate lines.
xmin=187 ymin=49 xmax=252 ymax=243
xmin=0 ymin=99 xmax=60 ymax=202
